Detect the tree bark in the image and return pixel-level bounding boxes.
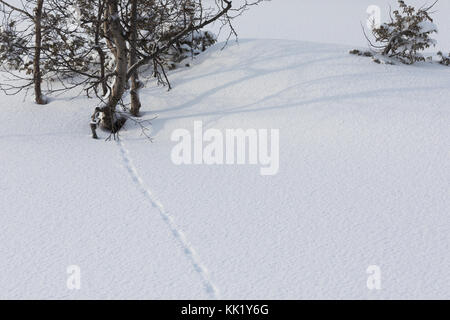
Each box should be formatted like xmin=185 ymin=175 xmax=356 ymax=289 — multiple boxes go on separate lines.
xmin=100 ymin=0 xmax=128 ymax=132
xmin=129 ymin=0 xmax=141 ymax=116
xmin=95 ymin=0 xmax=108 ymax=96
xmin=33 ymin=0 xmax=46 ymax=105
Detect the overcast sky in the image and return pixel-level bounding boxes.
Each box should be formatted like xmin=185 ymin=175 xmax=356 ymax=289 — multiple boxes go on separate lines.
xmin=214 ymin=0 xmax=450 ymax=51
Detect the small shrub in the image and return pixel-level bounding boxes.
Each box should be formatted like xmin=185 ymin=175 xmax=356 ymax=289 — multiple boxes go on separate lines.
xmin=350 ymin=1 xmax=438 ymax=65
xmin=349 ymin=49 xmax=373 ymax=57
xmin=437 ymin=51 xmax=450 ymax=66
xmin=370 ymin=0 xmax=437 ymax=64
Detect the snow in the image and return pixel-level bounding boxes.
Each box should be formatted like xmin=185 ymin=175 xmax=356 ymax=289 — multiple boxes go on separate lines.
xmin=1 ymin=38 xmax=449 ymax=299
xmin=418 ymin=21 xmax=438 ymax=34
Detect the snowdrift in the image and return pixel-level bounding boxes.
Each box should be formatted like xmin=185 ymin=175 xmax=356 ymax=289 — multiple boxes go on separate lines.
xmin=0 ymin=39 xmax=449 ymax=299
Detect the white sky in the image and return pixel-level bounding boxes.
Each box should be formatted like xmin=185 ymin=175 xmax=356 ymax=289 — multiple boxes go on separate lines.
xmin=215 ymin=0 xmax=450 ymax=51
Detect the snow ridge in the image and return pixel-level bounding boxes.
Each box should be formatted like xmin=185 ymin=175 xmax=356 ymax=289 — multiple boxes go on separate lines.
xmin=117 ymin=139 xmax=220 ymax=299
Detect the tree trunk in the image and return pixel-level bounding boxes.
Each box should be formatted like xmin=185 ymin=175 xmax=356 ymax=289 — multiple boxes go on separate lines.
xmin=95 ymin=0 xmax=108 ymax=96
xmin=33 ymin=0 xmax=45 ymax=105
xmin=129 ymin=0 xmax=142 ymax=117
xmin=100 ymin=0 xmax=128 ymax=132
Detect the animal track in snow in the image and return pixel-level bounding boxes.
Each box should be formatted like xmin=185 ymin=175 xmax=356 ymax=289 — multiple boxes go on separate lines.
xmin=117 ymin=139 xmax=220 ymax=299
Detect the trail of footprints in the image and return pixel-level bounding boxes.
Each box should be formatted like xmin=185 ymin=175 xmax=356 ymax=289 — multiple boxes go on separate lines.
xmin=117 ymin=139 xmax=220 ymax=299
